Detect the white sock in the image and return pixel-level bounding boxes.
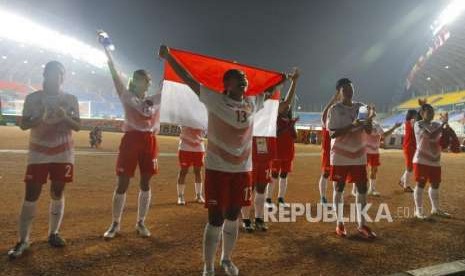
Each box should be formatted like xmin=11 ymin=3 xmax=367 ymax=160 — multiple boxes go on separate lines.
xmin=221 ymin=219 xmax=238 ymax=261
xmin=267 ymin=178 xmax=277 ymax=199
xmin=19 ymin=200 xmax=37 ymax=243
xmin=352 ymin=183 xmax=357 ymax=194
xmin=318 ymin=175 xmax=328 ymax=199
xmin=414 ymin=186 xmax=424 ymax=215
xmin=278 ymin=177 xmax=287 ymax=198
xmin=49 ymin=197 xmax=65 ymax=235
xmin=369 ymin=179 xmax=376 ymax=191
xmin=428 ymin=187 xmax=439 ymax=212
xmin=241 ymin=206 xmax=251 ymax=220
xmin=254 ymin=192 xmax=265 ymax=219
xmin=194 ymin=182 xmax=202 ymax=196
xmin=332 ymin=183 xmax=344 ymax=224
xmin=137 ymin=189 xmax=151 ymax=223
xmin=203 ymin=223 xmax=222 ymax=272
xmin=355 ymin=193 xmax=367 ymax=228
xmin=112 ymin=192 xmax=126 ymax=224
xmin=177 ymin=183 xmax=186 ymax=197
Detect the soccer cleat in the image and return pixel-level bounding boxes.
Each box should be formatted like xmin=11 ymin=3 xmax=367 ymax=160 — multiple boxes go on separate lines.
xmin=254 ymin=218 xmax=268 ymax=232
xmin=202 ymin=268 xmax=215 ymax=276
xmin=414 ymin=212 xmax=428 ymax=220
xmin=265 ymin=198 xmax=276 ymax=212
xmin=242 ymin=219 xmax=255 ymax=233
xmin=221 ymin=259 xmax=239 ymax=276
xmin=277 ymin=197 xmax=290 ymax=208
xmin=48 ymin=233 xmax=66 ymax=247
xmin=8 ymin=241 xmax=29 ymax=260
xmin=335 ymin=224 xmax=347 ymax=237
xmin=103 ymin=222 xmax=120 ymax=239
xmin=177 ymin=195 xmax=186 ymax=205
xmin=431 ymin=209 xmax=451 ymax=218
xmin=136 ymin=221 xmax=151 ymax=237
xmin=398 ymin=181 xmax=414 ymax=193
xmin=195 ymin=194 xmax=205 ymax=204
xmin=320 ymin=196 xmax=328 ymax=204
xmin=357 ymin=225 xmax=376 ymax=239
xmin=368 ymin=188 xmax=380 ymax=196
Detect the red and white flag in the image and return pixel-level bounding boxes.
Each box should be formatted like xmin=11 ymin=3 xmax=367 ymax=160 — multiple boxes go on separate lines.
xmin=159 ymin=48 xmax=284 ymax=137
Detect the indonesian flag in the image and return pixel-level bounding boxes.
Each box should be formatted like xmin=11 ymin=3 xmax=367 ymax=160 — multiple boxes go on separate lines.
xmin=159 ymin=48 xmax=284 ymax=137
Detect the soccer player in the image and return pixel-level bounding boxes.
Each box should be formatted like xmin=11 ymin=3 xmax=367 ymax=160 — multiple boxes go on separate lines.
xmin=176 ymin=126 xmax=206 ymax=205
xmin=100 ymin=34 xmax=161 ymax=239
xmin=318 ymin=91 xmax=340 ymax=204
xmin=267 ymin=75 xmax=300 ymax=208
xmin=159 ymin=45 xmax=287 ymax=276
xmin=412 ymin=104 xmax=459 ymax=219
xmin=8 ymin=61 xmax=81 ymax=259
xmin=398 ymin=109 xmax=418 ymax=193
xmin=355 ymin=108 xmax=401 ymax=196
xmin=242 ymin=68 xmax=299 ymax=232
xmin=327 ymin=78 xmax=376 ymax=239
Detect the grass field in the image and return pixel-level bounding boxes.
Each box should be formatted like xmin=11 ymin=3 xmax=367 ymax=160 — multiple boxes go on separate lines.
xmin=0 ymin=125 xmax=464 ymax=275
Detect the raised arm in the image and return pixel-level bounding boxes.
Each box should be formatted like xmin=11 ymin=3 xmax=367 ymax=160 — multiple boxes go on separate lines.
xmin=277 ymin=68 xmax=299 ymax=112
xmin=158 ymin=45 xmax=200 ymax=95
xmin=382 ymin=122 xmax=401 ymax=138
xmin=97 ymin=31 xmax=126 ymax=97
xmin=322 ymin=90 xmax=340 ymax=124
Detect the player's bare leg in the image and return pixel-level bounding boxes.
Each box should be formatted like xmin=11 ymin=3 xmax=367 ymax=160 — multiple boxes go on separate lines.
xmin=355 ymin=182 xmax=376 ymax=239
xmin=193 ymin=167 xmax=205 ymax=203
xmin=136 ymin=174 xmax=152 ymax=237
xmin=254 ymin=183 xmax=268 ymax=231
xmin=48 ymin=181 xmax=66 ymax=247
xmin=368 ymin=166 xmax=380 ymax=196
xmin=333 ymin=182 xmax=347 ymax=237
xmin=429 ymin=182 xmax=450 ymax=218
xmin=413 ymin=181 xmax=427 ymax=219
xmin=103 ymin=176 xmax=129 ymax=239
xmin=177 ymin=167 xmax=188 ymax=205
xmin=8 ymin=183 xmax=42 ymax=259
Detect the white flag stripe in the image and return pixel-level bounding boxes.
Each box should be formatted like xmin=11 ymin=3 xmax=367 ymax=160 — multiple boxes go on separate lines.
xmin=160 ymin=80 xmax=278 ymax=137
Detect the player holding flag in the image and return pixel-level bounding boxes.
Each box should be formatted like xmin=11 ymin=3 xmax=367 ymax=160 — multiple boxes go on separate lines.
xmin=98 ymin=31 xmax=161 ymax=239
xmin=159 ymin=45 xmax=288 ymax=276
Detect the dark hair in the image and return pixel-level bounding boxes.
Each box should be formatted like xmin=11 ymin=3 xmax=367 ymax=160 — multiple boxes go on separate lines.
xmin=44 ymin=61 xmax=65 ymax=75
xmin=420 ymin=103 xmax=433 ymax=112
xmin=129 ymin=69 xmax=151 ymax=92
xmin=223 ymin=69 xmax=245 ymax=82
xmin=336 ymin=78 xmax=352 ymax=90
xmin=405 ymin=109 xmax=418 ymax=121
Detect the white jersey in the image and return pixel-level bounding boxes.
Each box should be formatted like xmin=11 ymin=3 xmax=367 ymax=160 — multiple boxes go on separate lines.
xmin=118 ymin=87 xmax=161 ymax=133
xmin=327 ymin=101 xmax=367 ymax=166
xmin=23 ymin=91 xmax=79 ymax=165
xmin=413 ymin=120 xmax=442 ymax=167
xmin=366 ymin=122 xmax=384 ymax=154
xmin=199 ymin=85 xmax=265 ymax=172
xmin=178 ymin=126 xmax=206 ymax=152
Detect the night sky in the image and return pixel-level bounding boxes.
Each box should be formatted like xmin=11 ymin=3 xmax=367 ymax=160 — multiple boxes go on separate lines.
xmin=0 ymin=0 xmax=451 ymax=111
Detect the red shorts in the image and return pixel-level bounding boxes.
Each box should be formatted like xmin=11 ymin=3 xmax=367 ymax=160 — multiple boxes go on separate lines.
xmin=367 ymin=153 xmax=381 ymax=167
xmin=330 ymin=165 xmax=367 ymax=183
xmin=252 ymin=161 xmax=272 ymax=185
xmin=271 ymin=159 xmax=293 ymax=174
xmin=414 ymin=163 xmax=441 ymax=183
xmin=321 ymin=150 xmax=331 ymax=174
xmin=403 ymin=148 xmax=415 ymax=171
xmin=178 ymin=150 xmax=204 ymax=168
xmin=204 ymin=169 xmax=253 ymax=211
xmin=24 ymin=163 xmax=74 ymax=184
xmin=116 ymin=132 xmax=158 ymax=177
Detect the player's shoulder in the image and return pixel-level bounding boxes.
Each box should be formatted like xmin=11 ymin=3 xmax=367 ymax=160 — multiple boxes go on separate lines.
xmin=26 ymin=90 xmax=43 ymax=99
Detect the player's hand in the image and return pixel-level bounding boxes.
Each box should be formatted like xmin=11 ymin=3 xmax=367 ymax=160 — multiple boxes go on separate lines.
xmin=287 ymin=67 xmax=300 ymax=81
xmin=394 ymin=122 xmax=402 ymax=128
xmin=418 ymin=98 xmax=427 ymax=106
xmin=367 ymin=104 xmax=376 ymax=119
xmin=159 ymin=45 xmax=170 ymax=59
xmin=352 ymin=119 xmax=362 ymax=127
xmin=440 ymin=112 xmax=449 ymax=124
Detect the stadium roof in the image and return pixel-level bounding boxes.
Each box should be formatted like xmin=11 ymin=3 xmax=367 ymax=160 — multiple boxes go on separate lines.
xmin=405 ymin=1 xmax=465 ymax=96
xmin=397 ymin=90 xmax=465 ymax=110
